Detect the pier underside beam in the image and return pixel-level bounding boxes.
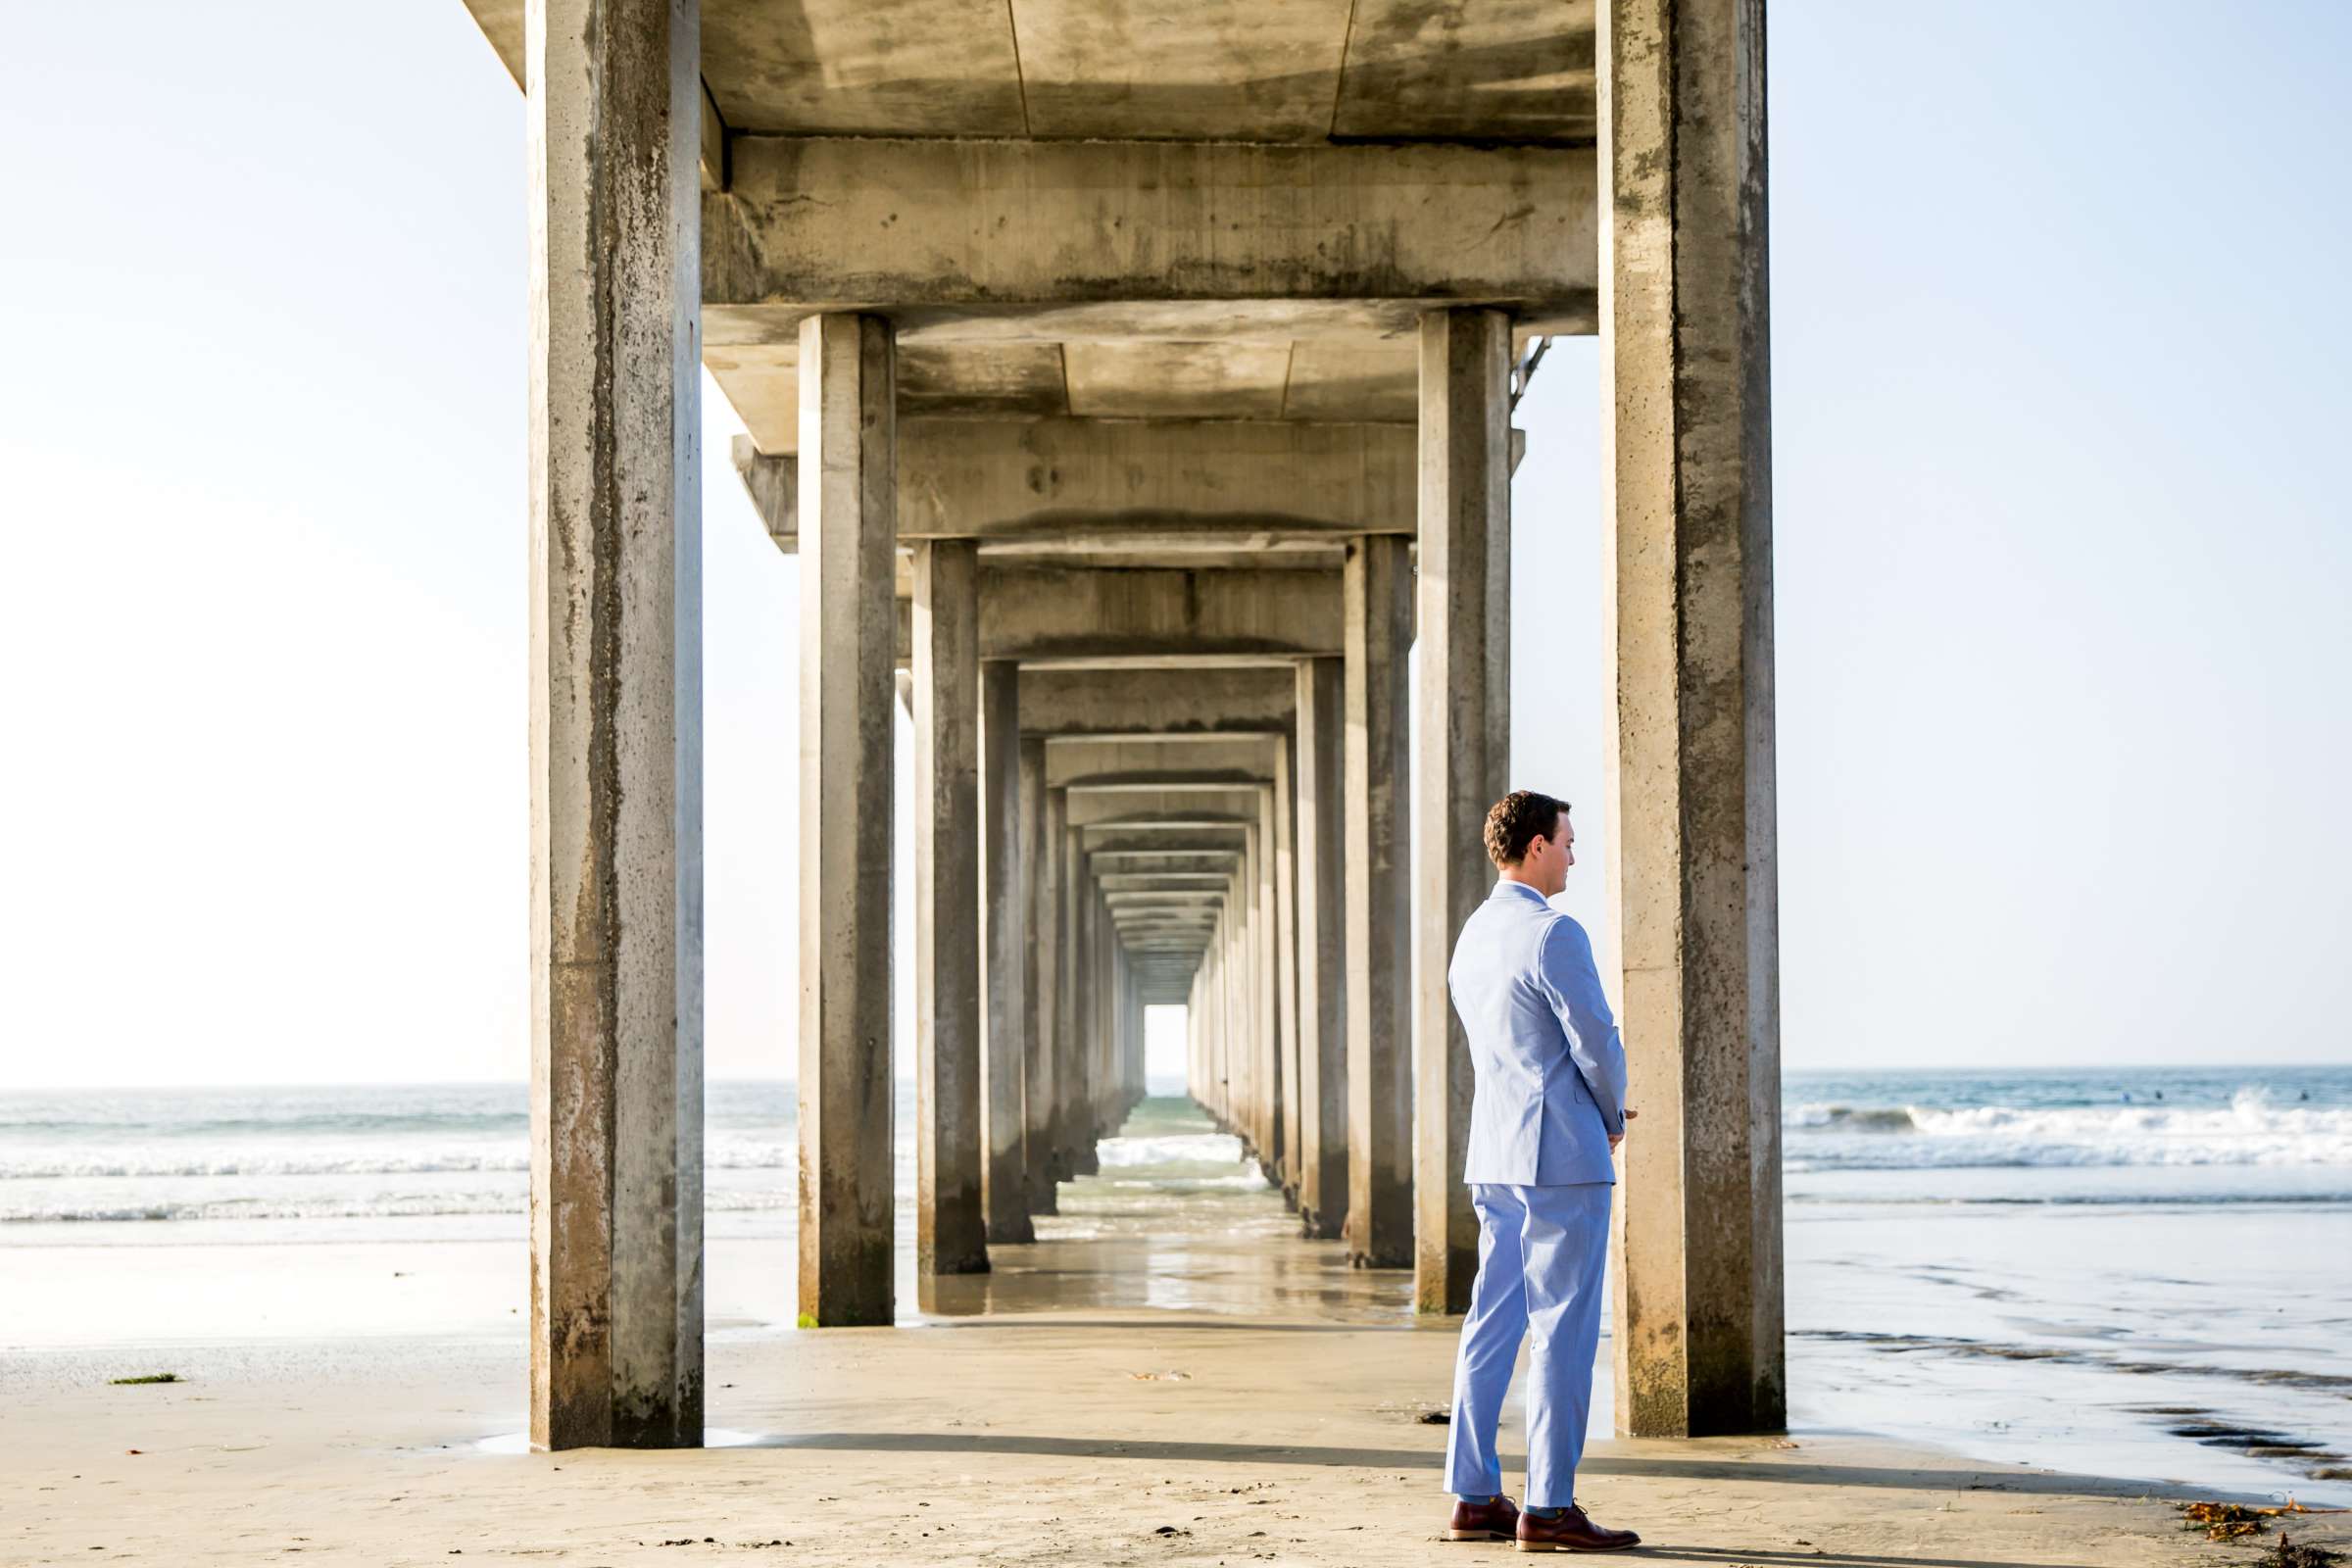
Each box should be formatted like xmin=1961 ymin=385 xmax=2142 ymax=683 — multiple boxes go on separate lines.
xmin=707 ymin=136 xmax=1597 ymax=329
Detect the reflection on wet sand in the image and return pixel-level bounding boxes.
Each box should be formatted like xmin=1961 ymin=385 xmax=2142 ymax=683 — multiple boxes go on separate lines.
xmin=916 ymin=1096 xmax=1415 ymax=1323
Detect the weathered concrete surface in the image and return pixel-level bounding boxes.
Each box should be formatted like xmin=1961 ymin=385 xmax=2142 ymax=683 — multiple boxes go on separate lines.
xmin=977 ymin=661 xmax=1034 ymax=1246
xmin=526 ymin=0 xmax=704 ymax=1453
xmin=733 ymin=420 xmax=1413 ymax=538
xmin=708 ymin=137 xmax=1596 ymax=326
xmin=1602 ymin=0 xmax=1785 ymax=1439
xmin=981 ymin=567 xmax=1341 ymax=662
xmin=1019 ymin=666 xmax=1295 ymax=737
xmin=1020 ymin=746 xmax=1060 ymax=1215
xmin=902 ymin=419 xmax=1413 ymax=539
xmin=911 ymin=541 xmax=989 ymax=1276
xmin=1044 ymin=734 xmax=1280 ymax=789
xmin=1343 ymin=535 xmax=1412 ymax=1270
xmin=1070 ymin=831 xmax=1104 ymax=1172
xmin=796 ymin=313 xmax=897 ymax=1328
xmin=1293 ymin=657 xmax=1348 ymax=1240
xmin=1271 ymin=751 xmax=1302 ymax=1199
xmin=468 ymin=0 xmax=1603 ymax=144
xmin=1411 ymin=309 xmax=1512 ymax=1317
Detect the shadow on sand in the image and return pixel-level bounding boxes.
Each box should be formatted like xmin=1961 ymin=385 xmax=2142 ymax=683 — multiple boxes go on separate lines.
xmin=741 ymin=1428 xmax=2173 ymax=1504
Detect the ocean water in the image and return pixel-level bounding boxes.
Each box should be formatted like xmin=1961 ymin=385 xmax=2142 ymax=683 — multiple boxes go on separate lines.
xmin=3 ymin=1066 xmax=2347 ymax=1499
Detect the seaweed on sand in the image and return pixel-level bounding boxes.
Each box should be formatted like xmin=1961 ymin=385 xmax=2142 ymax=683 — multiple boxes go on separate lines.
xmin=2180 ymin=1500 xmax=2352 ymax=1552
xmin=2253 ymin=1536 xmax=2342 ymax=1568
xmin=2183 ymin=1502 xmax=2267 ymax=1542
xmin=108 ymin=1373 xmax=180 ymax=1386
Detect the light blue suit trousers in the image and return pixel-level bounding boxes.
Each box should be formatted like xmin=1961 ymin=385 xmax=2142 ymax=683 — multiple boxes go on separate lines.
xmin=1442 ymin=1181 xmax=1612 ymax=1507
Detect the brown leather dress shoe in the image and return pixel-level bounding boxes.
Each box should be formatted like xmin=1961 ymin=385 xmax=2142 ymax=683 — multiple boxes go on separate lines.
xmin=1445 ymin=1494 xmax=1522 ymax=1542
xmin=1514 ymin=1504 xmax=1641 ymax=1552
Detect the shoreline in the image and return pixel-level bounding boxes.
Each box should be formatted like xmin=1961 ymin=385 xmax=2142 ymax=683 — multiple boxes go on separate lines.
xmin=10 ymin=1311 xmax=2342 ymax=1568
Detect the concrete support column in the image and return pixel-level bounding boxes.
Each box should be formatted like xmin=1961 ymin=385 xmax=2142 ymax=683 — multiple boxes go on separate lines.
xmin=1272 ymin=757 xmax=1302 ymax=1205
xmin=978 ymin=662 xmax=1033 ymax=1245
xmin=1344 ymin=534 xmax=1414 ymax=1268
xmin=911 ymin=541 xmax=988 ymax=1276
xmin=1412 ymin=308 xmax=1513 ymax=1316
xmin=1022 ymin=758 xmax=1060 ymax=1213
xmin=1294 ymin=657 xmax=1348 ymax=1239
xmin=526 ymin=0 xmax=703 ymax=1452
xmin=1602 ymin=0 xmax=1785 ymax=1436
xmin=796 ymin=311 xmax=898 ymax=1327
xmin=1245 ymin=824 xmax=1273 ymax=1167
xmin=1063 ymin=823 xmax=1097 ymax=1176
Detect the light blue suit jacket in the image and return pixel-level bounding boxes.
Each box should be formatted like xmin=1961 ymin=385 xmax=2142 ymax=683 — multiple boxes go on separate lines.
xmin=1446 ymin=880 xmax=1628 ymax=1186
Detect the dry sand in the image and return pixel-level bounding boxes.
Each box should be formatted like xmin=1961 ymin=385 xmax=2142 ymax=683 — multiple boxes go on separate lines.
xmin=6 ymin=1312 xmax=2341 ymax=1568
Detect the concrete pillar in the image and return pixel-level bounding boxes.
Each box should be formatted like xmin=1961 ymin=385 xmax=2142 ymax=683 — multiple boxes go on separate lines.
xmin=1344 ymin=534 xmax=1413 ymax=1268
xmin=1255 ymin=799 xmax=1284 ymax=1190
xmin=1022 ymin=753 xmax=1060 ymax=1213
xmin=1272 ymin=757 xmax=1302 ymax=1204
xmin=796 ymin=311 xmax=898 ymax=1327
xmin=1244 ymin=823 xmax=1272 ymax=1168
xmin=1063 ymin=821 xmax=1097 ymax=1176
xmin=1602 ymin=0 xmax=1785 ymax=1436
xmin=1294 ymin=657 xmax=1348 ymax=1239
xmin=911 ymin=541 xmax=988 ymax=1276
xmin=1412 ymin=308 xmax=1513 ymax=1316
xmin=978 ymin=662 xmax=1033 ymax=1245
xmin=526 ymin=0 xmax=704 ymax=1451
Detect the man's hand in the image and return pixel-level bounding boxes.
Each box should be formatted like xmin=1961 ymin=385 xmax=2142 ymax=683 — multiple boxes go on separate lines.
xmin=1610 ymin=1106 xmax=1639 ymax=1152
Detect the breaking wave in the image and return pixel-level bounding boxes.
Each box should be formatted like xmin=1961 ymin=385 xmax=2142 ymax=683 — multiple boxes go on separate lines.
xmin=1786 ymin=1090 xmax=2352 ymax=1170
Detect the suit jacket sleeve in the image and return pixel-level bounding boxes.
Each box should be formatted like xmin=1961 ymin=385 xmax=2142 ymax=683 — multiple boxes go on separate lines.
xmin=1538 ymin=917 xmax=1628 ymax=1136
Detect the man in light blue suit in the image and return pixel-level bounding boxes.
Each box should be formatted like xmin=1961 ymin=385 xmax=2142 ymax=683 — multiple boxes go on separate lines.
xmin=1441 ymin=790 xmax=1641 ymax=1553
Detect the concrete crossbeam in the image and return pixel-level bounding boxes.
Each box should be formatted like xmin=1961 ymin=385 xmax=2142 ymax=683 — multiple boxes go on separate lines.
xmin=707 ymin=136 xmax=1597 ymax=327
xmin=1020 ymin=667 xmax=1294 ymax=737
xmin=985 ymin=568 xmax=1342 ymax=663
xmin=1046 ymin=735 xmax=1278 ymax=789
xmin=1081 ymin=824 xmax=1249 ymax=856
xmin=734 ymin=420 xmax=1415 ymax=533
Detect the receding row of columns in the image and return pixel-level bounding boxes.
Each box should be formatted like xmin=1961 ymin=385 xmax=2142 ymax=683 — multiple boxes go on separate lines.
xmin=521 ymin=0 xmax=1780 ymax=1452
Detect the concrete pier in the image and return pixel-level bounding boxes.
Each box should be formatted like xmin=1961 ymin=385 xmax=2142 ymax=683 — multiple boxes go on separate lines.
xmin=524 ymin=0 xmax=704 ymax=1452
xmin=1411 ymin=309 xmax=1514 ymax=1315
xmin=911 ymin=540 xmax=988 ymax=1275
xmin=1023 ymin=753 xmax=1060 ymax=1215
xmin=1344 ymin=535 xmax=1414 ymax=1269
xmin=466 ymin=0 xmax=1780 ymax=1448
xmin=795 ymin=312 xmax=897 ymax=1328
xmin=1602 ymin=0 xmax=1786 ymax=1436
xmin=977 ymin=661 xmax=1033 ymax=1246
xmin=1293 ymin=658 xmax=1348 ymax=1239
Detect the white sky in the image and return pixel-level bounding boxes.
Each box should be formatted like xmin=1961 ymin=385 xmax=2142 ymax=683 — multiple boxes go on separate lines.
xmin=2 ymin=2 xmax=2347 ymax=1089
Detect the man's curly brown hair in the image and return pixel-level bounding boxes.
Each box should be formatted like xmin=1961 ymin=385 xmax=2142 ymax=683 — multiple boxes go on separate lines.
xmin=1483 ymin=789 xmax=1569 ymax=868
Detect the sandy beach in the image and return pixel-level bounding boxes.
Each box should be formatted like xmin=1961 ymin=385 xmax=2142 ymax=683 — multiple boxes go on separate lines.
xmin=10 ymin=1077 xmax=2350 ymax=1565
xmin=14 ymin=1308 xmax=2341 ymax=1568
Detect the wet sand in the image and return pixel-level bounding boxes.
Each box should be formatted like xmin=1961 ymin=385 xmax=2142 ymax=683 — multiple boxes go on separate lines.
xmin=11 ymin=1311 xmax=2342 ymax=1568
